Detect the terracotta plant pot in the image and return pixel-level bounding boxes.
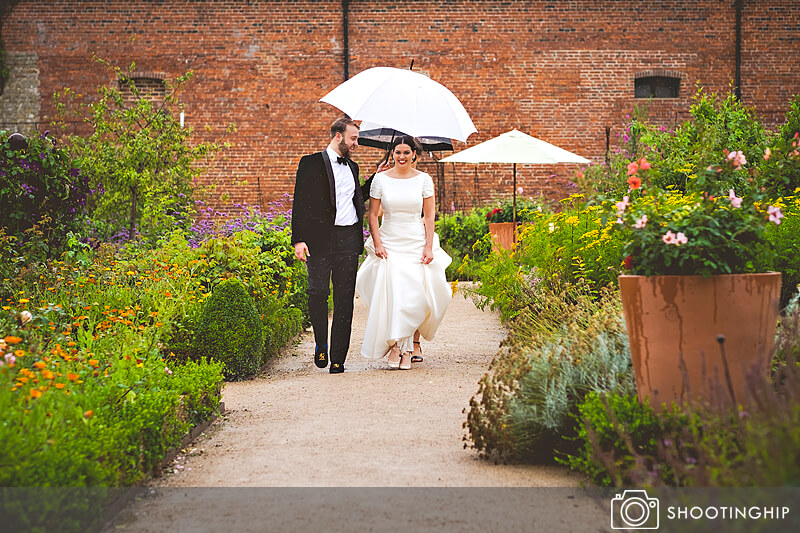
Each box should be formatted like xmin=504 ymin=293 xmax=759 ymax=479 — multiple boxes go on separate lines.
xmin=619 ymin=273 xmax=781 ymax=406
xmin=488 ymin=222 xmax=517 ymax=251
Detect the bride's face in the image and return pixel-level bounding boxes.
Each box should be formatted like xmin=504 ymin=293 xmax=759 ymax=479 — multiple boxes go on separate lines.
xmin=393 ymin=143 xmax=415 ymax=168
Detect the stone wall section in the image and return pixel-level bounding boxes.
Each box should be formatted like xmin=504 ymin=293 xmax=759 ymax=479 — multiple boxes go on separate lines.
xmin=0 ymin=52 xmax=40 ymax=135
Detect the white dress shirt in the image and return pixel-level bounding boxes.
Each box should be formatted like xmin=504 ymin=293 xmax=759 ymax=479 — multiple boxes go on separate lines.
xmin=326 ymin=147 xmax=358 ymax=226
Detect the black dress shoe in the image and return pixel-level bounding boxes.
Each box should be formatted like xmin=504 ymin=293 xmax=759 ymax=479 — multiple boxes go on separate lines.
xmin=329 ymin=363 xmax=345 ymax=374
xmin=314 ymin=345 xmax=328 ymax=368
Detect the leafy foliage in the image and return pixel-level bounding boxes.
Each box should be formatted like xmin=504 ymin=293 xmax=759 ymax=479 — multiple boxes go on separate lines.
xmin=435 ymin=206 xmax=490 ymax=280
xmin=54 ymin=58 xmax=232 ymax=244
xmin=196 ymin=278 xmax=263 ymax=380
xmin=464 ymin=284 xmax=634 ymax=462
xmin=0 ymin=131 xmax=91 ymax=250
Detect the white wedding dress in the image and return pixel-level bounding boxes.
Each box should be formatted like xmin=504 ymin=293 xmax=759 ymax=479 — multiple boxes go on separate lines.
xmin=356 ymin=171 xmax=453 ymax=358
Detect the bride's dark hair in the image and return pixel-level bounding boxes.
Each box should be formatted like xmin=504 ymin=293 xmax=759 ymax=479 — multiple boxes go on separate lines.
xmin=390 ymin=135 xmax=423 ymax=155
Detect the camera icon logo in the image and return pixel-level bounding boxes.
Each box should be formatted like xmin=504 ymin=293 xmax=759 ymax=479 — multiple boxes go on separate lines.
xmin=610 ymin=490 xmax=660 ymax=529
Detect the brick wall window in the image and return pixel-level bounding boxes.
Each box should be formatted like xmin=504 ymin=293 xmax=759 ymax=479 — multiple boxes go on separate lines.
xmin=118 ymin=71 xmax=166 ymax=105
xmin=634 ymin=70 xmax=682 ymax=99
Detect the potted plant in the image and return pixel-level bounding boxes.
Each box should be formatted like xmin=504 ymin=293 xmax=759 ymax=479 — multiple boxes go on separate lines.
xmin=485 ymin=196 xmax=541 ymax=250
xmin=614 ymin=153 xmax=784 ymax=407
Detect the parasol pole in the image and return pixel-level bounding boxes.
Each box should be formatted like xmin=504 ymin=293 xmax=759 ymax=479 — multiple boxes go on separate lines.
xmin=512 ymin=163 xmax=517 ymax=243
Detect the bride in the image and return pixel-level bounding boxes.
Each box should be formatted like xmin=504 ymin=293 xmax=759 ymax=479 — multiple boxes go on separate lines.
xmin=356 ymin=136 xmax=452 ymax=370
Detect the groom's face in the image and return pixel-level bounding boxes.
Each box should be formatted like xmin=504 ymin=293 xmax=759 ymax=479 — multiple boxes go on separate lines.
xmin=337 ymin=125 xmax=359 ymax=158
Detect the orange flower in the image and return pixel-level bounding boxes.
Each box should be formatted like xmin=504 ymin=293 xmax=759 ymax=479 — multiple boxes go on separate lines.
xmin=4 ymin=336 xmax=22 ymax=345
xmin=627 ymin=176 xmax=642 ymax=190
xmin=84 ymin=410 xmax=93 ymax=418
xmin=54 ymin=383 xmax=66 ymax=389
xmin=42 ymin=370 xmax=54 ymax=379
xmin=30 ymin=389 xmax=42 ymax=399
xmin=67 ymin=372 xmax=80 ymax=381
xmin=34 ymin=361 xmax=46 ymax=369
xmin=88 ymin=359 xmax=99 ymax=367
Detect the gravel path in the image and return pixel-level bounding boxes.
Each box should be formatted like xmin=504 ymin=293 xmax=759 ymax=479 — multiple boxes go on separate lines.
xmin=106 ymin=288 xmax=601 ymax=532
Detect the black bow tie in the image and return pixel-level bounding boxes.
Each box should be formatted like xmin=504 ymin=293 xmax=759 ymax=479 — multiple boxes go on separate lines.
xmin=336 ymin=156 xmax=347 ymax=165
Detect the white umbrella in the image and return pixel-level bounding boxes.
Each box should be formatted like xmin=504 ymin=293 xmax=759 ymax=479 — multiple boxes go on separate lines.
xmin=320 ymin=67 xmax=477 ymax=143
xmin=440 ymin=129 xmax=590 ymax=225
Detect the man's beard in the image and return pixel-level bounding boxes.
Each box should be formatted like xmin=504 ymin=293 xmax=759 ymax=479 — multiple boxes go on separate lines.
xmin=338 ymin=139 xmax=352 ymax=159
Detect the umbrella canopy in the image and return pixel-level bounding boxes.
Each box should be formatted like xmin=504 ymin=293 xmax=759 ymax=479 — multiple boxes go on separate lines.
xmin=439 ymin=129 xmax=589 ymax=165
xmin=440 ymin=129 xmax=590 ymax=230
xmin=320 ymin=67 xmax=477 ymax=142
xmin=357 ymin=121 xmax=453 ymax=153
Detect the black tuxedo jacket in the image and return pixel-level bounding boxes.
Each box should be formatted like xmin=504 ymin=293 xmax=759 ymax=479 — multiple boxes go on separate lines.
xmin=291 ymin=150 xmax=373 ymax=254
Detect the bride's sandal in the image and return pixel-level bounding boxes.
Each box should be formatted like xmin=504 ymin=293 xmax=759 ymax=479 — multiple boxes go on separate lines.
xmin=399 ymin=351 xmax=412 ymax=370
xmin=387 ymin=344 xmax=401 ymax=368
xmin=411 ymin=341 xmax=423 ymax=363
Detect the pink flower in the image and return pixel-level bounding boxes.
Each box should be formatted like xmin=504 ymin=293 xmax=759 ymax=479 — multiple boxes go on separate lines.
xmin=662 ymin=231 xmax=687 ymax=245
xmin=517 ymin=186 xmax=524 ymax=194
xmin=726 ymin=150 xmax=747 ymax=169
xmin=634 ymin=215 xmax=648 ymax=228
xmin=728 ymin=189 xmax=743 ymax=208
xmin=615 ymin=195 xmax=630 ymax=216
xmin=164 ymin=366 xmax=173 ymax=375
xmin=638 ymin=157 xmax=651 ymax=170
xmin=764 ymin=148 xmax=771 ymax=161
xmin=627 ymin=162 xmax=639 ymax=176
xmin=768 ymin=205 xmax=784 ymax=224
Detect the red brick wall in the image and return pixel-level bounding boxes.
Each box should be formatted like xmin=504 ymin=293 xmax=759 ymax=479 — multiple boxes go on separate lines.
xmin=4 ymin=0 xmax=799 ymax=213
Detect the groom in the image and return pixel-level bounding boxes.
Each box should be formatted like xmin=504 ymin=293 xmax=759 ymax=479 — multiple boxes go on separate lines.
xmin=291 ymin=117 xmax=376 ymax=374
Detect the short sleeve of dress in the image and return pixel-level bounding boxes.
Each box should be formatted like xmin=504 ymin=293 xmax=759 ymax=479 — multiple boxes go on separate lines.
xmin=370 ymin=172 xmax=383 ymax=199
xmin=421 ymin=173 xmax=435 ymax=198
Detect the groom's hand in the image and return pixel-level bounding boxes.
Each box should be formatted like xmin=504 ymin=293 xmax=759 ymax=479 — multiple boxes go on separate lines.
xmin=294 ymin=242 xmax=310 ymax=262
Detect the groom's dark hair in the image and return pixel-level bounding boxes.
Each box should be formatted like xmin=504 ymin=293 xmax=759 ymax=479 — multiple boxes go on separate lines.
xmin=331 ymin=117 xmax=359 ymax=138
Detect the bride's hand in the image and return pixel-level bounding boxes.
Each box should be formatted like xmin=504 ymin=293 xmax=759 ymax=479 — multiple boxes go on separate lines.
xmin=375 ymin=243 xmax=388 ymax=259
xmin=421 ymin=248 xmax=434 ymax=264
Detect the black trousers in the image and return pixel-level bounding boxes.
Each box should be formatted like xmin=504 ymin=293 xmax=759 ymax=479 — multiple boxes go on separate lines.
xmin=305 ymin=223 xmax=362 ymax=365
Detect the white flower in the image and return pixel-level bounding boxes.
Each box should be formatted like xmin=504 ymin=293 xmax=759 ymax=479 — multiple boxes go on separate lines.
xmin=548 ymin=222 xmax=555 ymax=233
xmin=20 ymin=311 xmax=32 ymax=325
